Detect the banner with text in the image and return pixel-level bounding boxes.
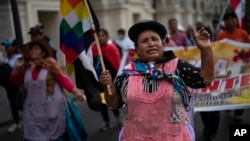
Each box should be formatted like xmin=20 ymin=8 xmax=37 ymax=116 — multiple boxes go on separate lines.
xmin=171 ymin=39 xmax=250 ymax=112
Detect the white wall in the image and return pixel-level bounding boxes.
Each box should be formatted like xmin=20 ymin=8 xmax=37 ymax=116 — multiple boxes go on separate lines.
xmin=0 ymin=0 xmax=14 ymax=42
xmin=94 ymin=1 xmax=154 ymax=39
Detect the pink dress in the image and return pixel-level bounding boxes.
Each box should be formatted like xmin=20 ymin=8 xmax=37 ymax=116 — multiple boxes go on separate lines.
xmin=120 ymin=58 xmax=192 ymax=141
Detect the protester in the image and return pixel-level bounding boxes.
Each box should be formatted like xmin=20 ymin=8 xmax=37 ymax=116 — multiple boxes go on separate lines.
xmin=9 ymin=40 xmax=85 ymax=141
xmin=244 ymin=15 xmax=250 ymax=40
xmin=216 ymin=12 xmax=250 ymax=119
xmin=216 ymin=12 xmax=249 ymax=43
xmin=168 ymin=18 xmax=188 ymax=48
xmin=186 ymin=26 xmax=196 ymax=46
xmin=92 ymin=28 xmax=122 ymax=132
xmin=0 ymin=38 xmax=22 ymax=132
xmin=100 ymin=20 xmax=214 ymax=141
xmin=115 ymin=28 xmax=134 ymax=57
xmin=211 ymin=19 xmax=224 ymax=41
xmin=28 ymin=23 xmax=57 ymax=59
xmin=201 ymin=12 xmax=250 ymax=141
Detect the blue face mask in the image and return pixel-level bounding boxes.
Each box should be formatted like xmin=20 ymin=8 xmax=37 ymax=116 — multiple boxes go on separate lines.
xmin=118 ymin=35 xmax=124 ymax=40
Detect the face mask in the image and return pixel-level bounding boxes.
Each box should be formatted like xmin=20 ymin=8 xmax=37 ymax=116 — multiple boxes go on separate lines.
xmin=118 ymin=35 xmax=124 ymax=40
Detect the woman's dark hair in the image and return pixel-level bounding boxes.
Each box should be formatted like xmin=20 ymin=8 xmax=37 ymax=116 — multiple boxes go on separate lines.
xmin=117 ymin=29 xmax=125 ymax=34
xmin=27 ymin=40 xmax=54 ymax=58
xmin=168 ymin=18 xmax=177 ymax=24
xmin=11 ymin=39 xmax=21 ymax=54
xmin=134 ymin=40 xmax=138 ymax=48
xmin=98 ymin=28 xmax=109 ymax=37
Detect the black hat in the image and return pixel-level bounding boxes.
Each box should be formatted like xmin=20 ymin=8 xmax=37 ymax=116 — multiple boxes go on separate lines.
xmin=28 ymin=26 xmax=43 ymax=35
xmin=223 ymin=12 xmax=237 ymax=20
xmin=128 ymin=20 xmax=167 ymax=42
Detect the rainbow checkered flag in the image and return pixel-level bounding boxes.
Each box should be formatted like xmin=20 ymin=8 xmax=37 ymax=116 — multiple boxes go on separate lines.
xmin=60 ymin=0 xmax=94 ymax=71
xmin=60 ymin=0 xmax=102 ymax=111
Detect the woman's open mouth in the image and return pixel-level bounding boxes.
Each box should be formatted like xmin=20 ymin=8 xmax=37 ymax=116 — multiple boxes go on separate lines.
xmin=147 ymin=49 xmax=158 ymax=54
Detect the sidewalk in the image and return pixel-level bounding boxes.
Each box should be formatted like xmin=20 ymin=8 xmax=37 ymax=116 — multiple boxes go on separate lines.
xmin=0 ymin=128 xmax=23 ymax=141
xmin=0 ymin=87 xmax=13 ymax=127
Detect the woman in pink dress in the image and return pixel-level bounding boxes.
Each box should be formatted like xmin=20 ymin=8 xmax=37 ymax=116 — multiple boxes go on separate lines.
xmin=99 ymin=20 xmax=214 ymax=141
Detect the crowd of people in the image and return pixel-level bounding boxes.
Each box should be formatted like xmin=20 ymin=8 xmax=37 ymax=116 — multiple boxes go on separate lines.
xmin=0 ymin=10 xmax=250 ymax=141
xmin=0 ymin=23 xmax=85 ymax=141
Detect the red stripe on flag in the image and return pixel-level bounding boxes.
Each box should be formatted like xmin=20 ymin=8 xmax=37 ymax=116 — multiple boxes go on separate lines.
xmin=230 ymin=0 xmax=245 ymax=28
xmin=68 ymin=0 xmax=82 ymax=8
xmin=60 ymin=43 xmax=78 ymax=65
xmin=64 ymin=49 xmax=79 ymax=65
xmin=230 ymin=0 xmax=241 ymax=9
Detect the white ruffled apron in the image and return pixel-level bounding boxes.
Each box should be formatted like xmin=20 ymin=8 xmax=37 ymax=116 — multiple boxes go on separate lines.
xmin=23 ymin=68 xmax=65 ymax=141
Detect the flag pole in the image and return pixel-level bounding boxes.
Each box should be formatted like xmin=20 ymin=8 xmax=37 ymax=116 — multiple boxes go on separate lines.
xmin=216 ymin=0 xmax=230 ymax=31
xmin=84 ymin=0 xmax=112 ymax=95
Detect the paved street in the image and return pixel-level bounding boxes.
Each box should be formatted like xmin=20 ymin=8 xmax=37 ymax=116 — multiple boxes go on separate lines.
xmin=0 ymin=86 xmax=250 ymax=141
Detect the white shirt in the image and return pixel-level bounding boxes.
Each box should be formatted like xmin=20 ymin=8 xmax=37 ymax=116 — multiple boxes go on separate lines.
xmin=115 ymin=37 xmax=134 ymax=55
xmin=3 ymin=54 xmax=22 ymax=68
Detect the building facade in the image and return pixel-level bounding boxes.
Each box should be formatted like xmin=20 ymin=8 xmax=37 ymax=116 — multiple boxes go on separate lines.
xmin=0 ymin=0 xmax=228 ymax=66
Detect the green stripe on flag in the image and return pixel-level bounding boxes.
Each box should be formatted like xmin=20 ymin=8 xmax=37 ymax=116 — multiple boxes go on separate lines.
xmin=60 ymin=19 xmax=71 ymax=34
xmin=72 ymin=21 xmax=84 ymax=38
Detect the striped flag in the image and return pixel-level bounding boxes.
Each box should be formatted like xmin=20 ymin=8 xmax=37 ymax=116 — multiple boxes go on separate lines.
xmin=60 ymin=0 xmax=102 ymax=111
xmin=230 ymin=0 xmax=246 ymax=28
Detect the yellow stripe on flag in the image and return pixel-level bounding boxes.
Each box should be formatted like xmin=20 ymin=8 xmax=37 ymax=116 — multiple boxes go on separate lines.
xmin=60 ymin=0 xmax=73 ymax=17
xmin=66 ymin=63 xmax=74 ymax=76
xmin=74 ymin=1 xmax=89 ymax=20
